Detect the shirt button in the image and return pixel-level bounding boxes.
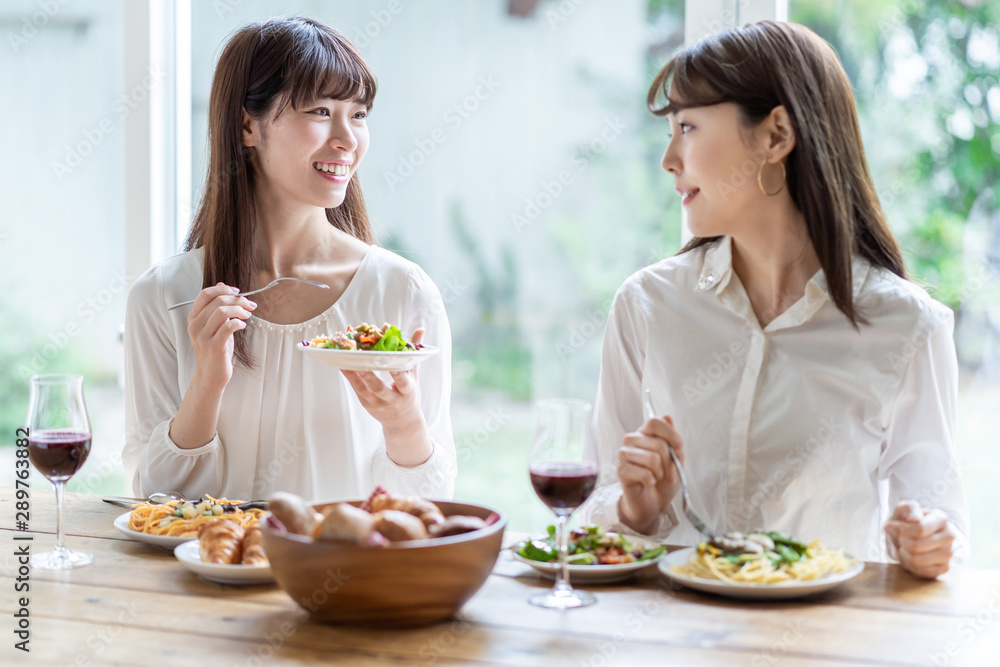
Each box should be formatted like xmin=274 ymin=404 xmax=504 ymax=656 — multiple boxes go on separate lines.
xmin=697 ymin=271 xmax=716 ymax=290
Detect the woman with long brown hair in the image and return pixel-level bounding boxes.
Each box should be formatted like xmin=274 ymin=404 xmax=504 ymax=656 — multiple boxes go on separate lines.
xmin=581 ymin=21 xmax=969 ymax=577
xmin=122 ymin=17 xmax=454 ymax=501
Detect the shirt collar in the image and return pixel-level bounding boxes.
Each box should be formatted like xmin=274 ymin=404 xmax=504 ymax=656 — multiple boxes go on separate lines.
xmin=696 ymin=235 xmax=872 ymax=300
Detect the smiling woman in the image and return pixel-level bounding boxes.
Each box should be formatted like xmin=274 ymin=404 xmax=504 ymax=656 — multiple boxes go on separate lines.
xmin=121 ymin=17 xmax=456 ymax=504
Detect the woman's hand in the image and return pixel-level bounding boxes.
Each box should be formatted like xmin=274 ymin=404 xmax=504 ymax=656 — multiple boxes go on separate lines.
xmin=616 ymin=415 xmax=685 ymax=535
xmin=341 ymin=328 xmax=432 ymax=467
xmin=186 ymin=283 xmax=257 ymax=392
xmin=884 ymin=500 xmax=958 ymax=579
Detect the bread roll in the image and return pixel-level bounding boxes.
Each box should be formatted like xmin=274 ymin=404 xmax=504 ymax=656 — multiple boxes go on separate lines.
xmin=372 ymin=509 xmax=430 ymax=542
xmin=313 ymin=503 xmax=376 ymax=544
xmin=268 ymin=492 xmax=322 ymax=536
xmin=369 ymin=490 xmax=445 ymax=528
xmin=428 ymin=515 xmax=488 ymax=538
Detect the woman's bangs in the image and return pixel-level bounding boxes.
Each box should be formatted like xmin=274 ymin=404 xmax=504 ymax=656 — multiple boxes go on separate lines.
xmin=647 ymin=45 xmax=730 ymax=116
xmin=286 ymin=28 xmax=377 ymax=111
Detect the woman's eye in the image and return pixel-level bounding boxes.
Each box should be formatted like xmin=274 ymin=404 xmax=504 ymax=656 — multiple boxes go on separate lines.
xmin=679 ymin=123 xmax=693 ymax=134
xmin=312 ymin=108 xmax=330 ymax=117
xmin=353 ymin=110 xmax=368 ymax=120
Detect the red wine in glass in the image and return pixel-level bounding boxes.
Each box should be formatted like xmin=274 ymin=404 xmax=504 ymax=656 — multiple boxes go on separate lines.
xmin=26 ymin=374 xmax=94 ymax=570
xmin=527 ymin=399 xmax=599 ymax=610
xmin=529 ymin=462 xmax=598 ymax=514
xmin=28 ymin=430 xmax=91 ymax=481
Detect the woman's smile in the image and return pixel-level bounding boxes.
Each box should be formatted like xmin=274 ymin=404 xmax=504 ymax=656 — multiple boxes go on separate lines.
xmin=312 ymin=160 xmax=352 ymax=182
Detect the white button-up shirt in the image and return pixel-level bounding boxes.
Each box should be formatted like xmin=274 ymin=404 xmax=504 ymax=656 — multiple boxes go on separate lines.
xmin=579 ymin=236 xmax=970 ymax=563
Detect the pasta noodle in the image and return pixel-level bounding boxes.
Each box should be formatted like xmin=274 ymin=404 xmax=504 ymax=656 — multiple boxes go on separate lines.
xmin=127 ymin=496 xmax=264 ymax=537
xmin=671 ymin=539 xmax=856 ymax=584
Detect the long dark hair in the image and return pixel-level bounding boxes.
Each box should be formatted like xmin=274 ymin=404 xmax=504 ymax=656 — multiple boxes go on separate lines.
xmin=648 ymin=21 xmax=906 ymax=327
xmin=184 ymin=17 xmax=377 ymax=368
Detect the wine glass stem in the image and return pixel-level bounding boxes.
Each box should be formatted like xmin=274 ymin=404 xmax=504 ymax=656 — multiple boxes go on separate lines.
xmin=53 ymin=480 xmax=67 ymax=556
xmin=554 ymin=513 xmax=572 ymax=596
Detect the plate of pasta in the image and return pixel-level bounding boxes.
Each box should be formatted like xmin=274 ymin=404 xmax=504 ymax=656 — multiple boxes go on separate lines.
xmin=114 ymin=497 xmax=266 ymax=549
xmin=659 ymin=531 xmax=863 ymax=600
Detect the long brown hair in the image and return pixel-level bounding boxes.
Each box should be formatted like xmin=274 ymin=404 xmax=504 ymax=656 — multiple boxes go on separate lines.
xmin=184 ymin=17 xmax=376 ymax=368
xmin=648 ymin=21 xmax=906 ymax=327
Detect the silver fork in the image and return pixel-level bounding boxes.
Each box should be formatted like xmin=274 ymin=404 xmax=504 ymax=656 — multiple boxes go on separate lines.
xmin=643 ymin=389 xmax=722 ymax=542
xmin=167 ymin=277 xmax=329 ymax=311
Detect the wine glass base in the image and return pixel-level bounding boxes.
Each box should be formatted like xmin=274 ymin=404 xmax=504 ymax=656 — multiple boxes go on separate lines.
xmin=30 ymin=548 xmax=93 ymax=571
xmin=529 ymin=588 xmax=596 ymax=609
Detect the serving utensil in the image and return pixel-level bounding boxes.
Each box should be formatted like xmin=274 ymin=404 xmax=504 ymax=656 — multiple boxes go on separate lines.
xmin=642 ymin=389 xmax=722 ymax=542
xmin=167 ymin=277 xmax=329 ymax=311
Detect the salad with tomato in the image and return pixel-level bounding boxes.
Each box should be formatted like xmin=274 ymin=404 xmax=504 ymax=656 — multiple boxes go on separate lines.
xmin=517 ymin=525 xmax=666 ymax=565
xmin=302 ymin=323 xmax=421 ymax=352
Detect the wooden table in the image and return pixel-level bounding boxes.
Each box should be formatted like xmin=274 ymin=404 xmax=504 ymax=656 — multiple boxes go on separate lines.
xmin=1 ymin=488 xmax=997 ymax=666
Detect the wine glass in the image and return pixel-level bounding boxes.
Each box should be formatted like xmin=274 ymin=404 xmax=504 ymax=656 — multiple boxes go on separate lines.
xmin=527 ymin=398 xmax=599 ymax=609
xmin=26 ymin=374 xmax=94 ymax=570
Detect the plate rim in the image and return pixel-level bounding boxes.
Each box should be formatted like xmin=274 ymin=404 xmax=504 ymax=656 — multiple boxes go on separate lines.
xmin=297 ymin=344 xmax=439 ymax=371
xmin=113 ymin=511 xmax=193 ymax=548
xmin=173 ymin=539 xmax=274 ymax=584
xmin=658 ymin=546 xmax=865 ymax=598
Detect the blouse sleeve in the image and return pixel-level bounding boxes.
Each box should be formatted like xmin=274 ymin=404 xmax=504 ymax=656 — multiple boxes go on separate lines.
xmin=121 ymin=266 xmax=225 ymax=498
xmin=878 ymin=303 xmax=971 ymax=563
xmin=369 ymin=267 xmax=456 ymax=499
xmin=578 ymin=277 xmax=680 ymax=538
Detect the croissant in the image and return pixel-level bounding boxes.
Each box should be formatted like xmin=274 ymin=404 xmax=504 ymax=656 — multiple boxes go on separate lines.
xmin=369 ymin=490 xmax=445 ymax=528
xmin=240 ymin=525 xmax=268 ymax=566
xmin=198 ymin=520 xmax=245 ymax=565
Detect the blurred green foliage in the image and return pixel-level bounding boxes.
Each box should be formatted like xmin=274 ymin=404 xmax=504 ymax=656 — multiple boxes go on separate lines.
xmin=450 ymin=203 xmax=533 ymax=400
xmin=789 ymin=0 xmax=1000 ymax=309
xmin=0 ymin=300 xmax=112 ymax=447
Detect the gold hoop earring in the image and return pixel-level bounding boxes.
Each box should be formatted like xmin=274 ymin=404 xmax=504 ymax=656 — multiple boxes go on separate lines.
xmin=757 ymin=159 xmax=786 ymax=196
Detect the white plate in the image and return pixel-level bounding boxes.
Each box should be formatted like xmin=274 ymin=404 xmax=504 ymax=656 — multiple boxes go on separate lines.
xmin=113 ymin=512 xmax=195 ymax=549
xmin=511 ymin=533 xmax=666 ymax=584
xmin=173 ymin=540 xmax=275 ymax=585
xmin=659 ymin=547 xmax=865 ymax=600
xmin=298 ymin=344 xmax=438 ymax=372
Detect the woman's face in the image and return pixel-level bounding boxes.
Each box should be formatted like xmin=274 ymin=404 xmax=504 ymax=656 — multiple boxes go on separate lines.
xmin=661 ymin=102 xmax=772 ymax=237
xmin=246 ymin=95 xmax=370 ymax=210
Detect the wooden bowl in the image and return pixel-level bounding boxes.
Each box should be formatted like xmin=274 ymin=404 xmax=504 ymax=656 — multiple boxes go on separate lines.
xmin=260 ymin=500 xmax=506 ymax=626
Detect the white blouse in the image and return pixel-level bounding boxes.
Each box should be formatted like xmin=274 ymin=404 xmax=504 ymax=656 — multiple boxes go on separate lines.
xmin=121 ymin=245 xmax=456 ymax=502
xmin=579 ymin=236 xmax=971 ymax=563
